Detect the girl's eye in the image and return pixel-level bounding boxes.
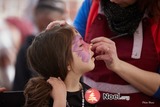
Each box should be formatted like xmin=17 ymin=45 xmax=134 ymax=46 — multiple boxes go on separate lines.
xmin=79 ymin=44 xmax=83 ymax=47
xmin=75 ymin=29 xmax=78 ymax=33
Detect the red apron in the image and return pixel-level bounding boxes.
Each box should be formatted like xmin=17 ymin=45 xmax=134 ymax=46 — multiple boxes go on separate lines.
xmin=84 ymin=13 xmax=160 ymax=107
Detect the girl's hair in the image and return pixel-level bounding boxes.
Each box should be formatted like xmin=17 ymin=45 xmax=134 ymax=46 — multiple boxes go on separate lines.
xmin=24 ymin=24 xmax=75 ymax=107
xmin=24 ymin=77 xmax=52 ymax=107
xmin=137 ymin=0 xmax=160 ymax=20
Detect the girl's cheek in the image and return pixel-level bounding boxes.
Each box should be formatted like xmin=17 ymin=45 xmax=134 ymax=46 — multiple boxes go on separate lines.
xmin=78 ymin=51 xmax=90 ymax=62
xmin=72 ymin=46 xmax=91 ymax=63
xmin=81 ymin=44 xmax=91 ymax=62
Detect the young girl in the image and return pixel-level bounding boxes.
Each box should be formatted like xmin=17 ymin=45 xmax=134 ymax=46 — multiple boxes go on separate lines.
xmin=24 ymin=24 xmax=96 ymax=107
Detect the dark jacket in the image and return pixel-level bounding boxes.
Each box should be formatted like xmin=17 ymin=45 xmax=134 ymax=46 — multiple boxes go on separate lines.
xmin=13 ymin=35 xmax=37 ymax=91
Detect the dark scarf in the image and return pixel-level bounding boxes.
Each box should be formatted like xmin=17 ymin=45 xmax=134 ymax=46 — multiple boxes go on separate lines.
xmin=101 ymin=0 xmax=144 ymax=36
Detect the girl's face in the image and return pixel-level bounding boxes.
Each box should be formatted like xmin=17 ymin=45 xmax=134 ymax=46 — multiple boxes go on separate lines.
xmin=71 ymin=30 xmax=95 ymax=74
xmin=110 ymin=0 xmax=137 ymax=7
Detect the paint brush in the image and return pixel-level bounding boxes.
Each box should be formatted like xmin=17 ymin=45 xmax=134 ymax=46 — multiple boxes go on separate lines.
xmin=109 ymin=33 xmax=128 ymax=40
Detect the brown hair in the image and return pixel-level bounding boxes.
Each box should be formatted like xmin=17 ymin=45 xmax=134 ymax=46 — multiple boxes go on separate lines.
xmin=24 ymin=24 xmax=75 ymax=107
xmin=137 ymin=0 xmax=160 ymax=20
xmin=24 ymin=77 xmax=51 ymax=107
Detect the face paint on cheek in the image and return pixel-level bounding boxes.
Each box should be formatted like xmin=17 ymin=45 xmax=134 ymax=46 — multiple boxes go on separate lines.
xmin=77 ymin=49 xmax=90 ymax=63
xmin=72 ymin=36 xmax=91 ymax=63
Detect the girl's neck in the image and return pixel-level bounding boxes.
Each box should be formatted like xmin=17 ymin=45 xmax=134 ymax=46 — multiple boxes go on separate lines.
xmin=64 ymin=72 xmax=82 ymax=92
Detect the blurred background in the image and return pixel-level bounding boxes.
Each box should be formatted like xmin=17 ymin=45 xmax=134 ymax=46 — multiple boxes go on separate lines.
xmin=0 ymin=0 xmax=83 ymax=91
xmin=0 ymin=0 xmax=83 ymax=21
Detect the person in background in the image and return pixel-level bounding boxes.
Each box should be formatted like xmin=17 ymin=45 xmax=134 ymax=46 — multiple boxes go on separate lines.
xmin=0 ymin=20 xmax=16 ymax=90
xmin=13 ymin=0 xmax=67 ymax=91
xmin=5 ymin=16 xmax=34 ymax=45
xmin=22 ymin=0 xmax=39 ymax=33
xmin=24 ymin=24 xmax=96 ymax=107
xmin=33 ymin=0 xmax=66 ymax=32
xmin=73 ymin=0 xmax=160 ymax=106
xmin=22 ymin=0 xmax=72 ymax=34
xmin=0 ymin=16 xmax=33 ymax=91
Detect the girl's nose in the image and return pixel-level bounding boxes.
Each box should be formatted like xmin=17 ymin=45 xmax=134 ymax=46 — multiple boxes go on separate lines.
xmin=90 ymin=43 xmax=93 ymax=48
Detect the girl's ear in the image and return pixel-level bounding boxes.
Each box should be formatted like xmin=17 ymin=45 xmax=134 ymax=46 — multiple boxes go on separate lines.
xmin=67 ymin=65 xmax=71 ymax=71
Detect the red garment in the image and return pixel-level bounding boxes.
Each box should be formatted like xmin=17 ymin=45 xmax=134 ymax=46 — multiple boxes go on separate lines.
xmin=151 ymin=19 xmax=160 ymax=61
xmin=85 ymin=0 xmax=160 ymax=58
xmin=84 ymin=1 xmax=160 ymax=107
xmin=5 ymin=17 xmax=34 ymax=43
xmin=85 ymin=0 xmax=99 ymax=40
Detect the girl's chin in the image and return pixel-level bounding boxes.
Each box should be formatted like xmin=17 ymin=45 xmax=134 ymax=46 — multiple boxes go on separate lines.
xmin=91 ymin=57 xmax=95 ymax=61
xmin=85 ymin=66 xmax=95 ymax=73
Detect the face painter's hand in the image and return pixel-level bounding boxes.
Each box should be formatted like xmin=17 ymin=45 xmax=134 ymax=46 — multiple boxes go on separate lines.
xmin=91 ymin=37 xmax=120 ymax=71
xmin=46 ymin=20 xmax=67 ymax=30
xmin=47 ymin=77 xmax=66 ymax=106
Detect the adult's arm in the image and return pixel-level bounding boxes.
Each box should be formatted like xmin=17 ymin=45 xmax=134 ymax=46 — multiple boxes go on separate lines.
xmin=91 ymin=37 xmax=160 ymax=99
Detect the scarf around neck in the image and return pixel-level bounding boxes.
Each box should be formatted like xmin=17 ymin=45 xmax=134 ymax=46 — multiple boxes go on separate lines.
xmin=101 ymin=0 xmax=144 ymax=36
